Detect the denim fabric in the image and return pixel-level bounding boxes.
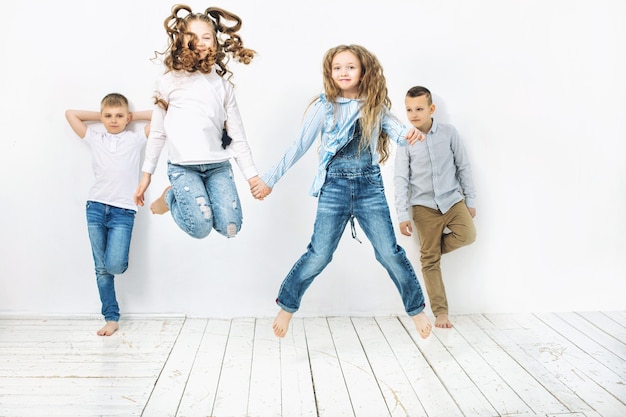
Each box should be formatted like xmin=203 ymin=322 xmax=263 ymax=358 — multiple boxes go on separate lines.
xmin=86 ymin=201 xmax=136 ymax=322
xmin=262 ymin=95 xmax=410 ymax=197
xmin=276 ymin=133 xmax=426 ymax=316
xmin=166 ymin=161 xmax=242 ymax=239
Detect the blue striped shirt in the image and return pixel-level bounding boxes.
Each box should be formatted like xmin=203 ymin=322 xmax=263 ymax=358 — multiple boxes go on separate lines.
xmin=262 ymin=94 xmax=410 ymax=197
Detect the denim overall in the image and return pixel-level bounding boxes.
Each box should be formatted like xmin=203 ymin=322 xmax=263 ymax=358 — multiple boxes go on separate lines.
xmin=276 ymin=124 xmax=426 ymax=316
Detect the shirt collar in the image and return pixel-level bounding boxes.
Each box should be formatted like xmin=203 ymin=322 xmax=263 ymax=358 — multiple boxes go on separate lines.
xmin=335 ymin=96 xmax=362 ymax=104
xmin=429 ymin=119 xmax=439 ymax=134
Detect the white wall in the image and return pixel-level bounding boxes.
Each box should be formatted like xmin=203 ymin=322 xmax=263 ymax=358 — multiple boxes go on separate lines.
xmin=1 ymin=0 xmax=624 ymax=318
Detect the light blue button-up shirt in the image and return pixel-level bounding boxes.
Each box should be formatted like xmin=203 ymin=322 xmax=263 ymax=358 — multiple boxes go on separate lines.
xmin=393 ymin=120 xmax=475 ymax=222
xmin=262 ymin=94 xmax=410 ymax=197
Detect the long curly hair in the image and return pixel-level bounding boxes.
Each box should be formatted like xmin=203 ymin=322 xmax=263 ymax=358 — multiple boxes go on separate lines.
xmin=321 ymin=44 xmax=392 ymax=163
xmin=153 ymin=4 xmax=255 ymax=109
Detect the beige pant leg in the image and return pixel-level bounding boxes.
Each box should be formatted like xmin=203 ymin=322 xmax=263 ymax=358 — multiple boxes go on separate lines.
xmin=412 ymin=201 xmax=476 ymax=316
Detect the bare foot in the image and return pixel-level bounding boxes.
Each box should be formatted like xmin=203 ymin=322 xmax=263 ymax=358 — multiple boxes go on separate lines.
xmin=272 ymin=309 xmax=293 ymax=338
xmin=150 ymin=186 xmax=172 ymax=214
xmin=412 ymin=312 xmax=432 ymax=339
xmin=97 ymin=321 xmax=119 ymax=336
xmin=435 ymin=313 xmax=453 ymax=328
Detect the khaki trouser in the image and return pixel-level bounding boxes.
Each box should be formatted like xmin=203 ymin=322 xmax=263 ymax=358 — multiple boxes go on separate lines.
xmin=411 ymin=201 xmax=476 ymax=317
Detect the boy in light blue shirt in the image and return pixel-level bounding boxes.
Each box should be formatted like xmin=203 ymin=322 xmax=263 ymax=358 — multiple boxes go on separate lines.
xmin=393 ymin=86 xmax=476 ymax=328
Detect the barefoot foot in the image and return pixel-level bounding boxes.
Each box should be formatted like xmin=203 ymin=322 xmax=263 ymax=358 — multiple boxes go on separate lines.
xmin=412 ymin=312 xmax=432 ymax=339
xmin=97 ymin=321 xmax=119 ymax=336
xmin=435 ymin=313 xmax=453 ymax=328
xmin=150 ymin=186 xmax=172 ymax=214
xmin=272 ymin=309 xmax=293 ymax=338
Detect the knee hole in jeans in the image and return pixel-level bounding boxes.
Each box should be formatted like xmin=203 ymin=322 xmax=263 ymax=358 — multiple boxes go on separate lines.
xmin=195 ymin=196 xmax=212 ymax=219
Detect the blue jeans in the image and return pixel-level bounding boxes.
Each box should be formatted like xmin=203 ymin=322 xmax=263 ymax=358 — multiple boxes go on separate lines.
xmin=86 ymin=201 xmax=135 ymax=322
xmin=276 ymin=135 xmax=426 ymax=316
xmin=165 ymin=161 xmax=243 ymax=239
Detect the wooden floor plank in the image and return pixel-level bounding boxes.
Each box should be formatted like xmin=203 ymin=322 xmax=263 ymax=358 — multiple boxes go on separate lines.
xmin=603 ymin=310 xmax=626 ymax=327
xmin=576 ymin=311 xmax=626 ymax=345
xmin=0 ymin=404 xmax=143 ymax=417
xmin=210 ymin=317 xmax=255 ymax=417
xmin=555 ymin=311 xmax=626 ymax=361
xmin=0 ymin=361 xmax=165 ymax=379
xmin=399 ymin=316 xmax=498 ymax=417
xmin=535 ymin=313 xmax=626 ymax=402
xmin=0 ymin=377 xmax=154 ymax=416
xmin=0 ymin=317 xmax=185 ymax=417
xmin=472 ymin=314 xmax=604 ymax=417
xmin=454 ymin=315 xmax=569 ymax=415
xmin=303 ymin=317 xmax=355 ymax=417
xmin=0 ymin=317 xmax=184 ymax=335
xmin=433 ymin=316 xmax=534 ymax=416
xmin=175 ymin=318 xmax=231 ymax=417
xmin=247 ymin=317 xmax=282 ymax=417
xmin=141 ymin=318 xmax=207 ymax=417
xmin=352 ymin=317 xmax=430 ymax=417
xmin=491 ymin=313 xmax=626 ymax=417
xmin=1 ymin=313 xmax=625 ymax=417
xmin=328 ymin=317 xmax=390 ymax=417
xmin=535 ymin=313 xmax=626 ymax=404
xmin=376 ymin=316 xmax=462 ymax=417
xmin=278 ymin=317 xmax=317 ymax=417
xmin=546 ymin=413 xmax=588 ymax=417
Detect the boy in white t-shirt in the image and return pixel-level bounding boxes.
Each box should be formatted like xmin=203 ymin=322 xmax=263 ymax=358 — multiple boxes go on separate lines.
xmin=65 ymin=93 xmax=151 ymax=336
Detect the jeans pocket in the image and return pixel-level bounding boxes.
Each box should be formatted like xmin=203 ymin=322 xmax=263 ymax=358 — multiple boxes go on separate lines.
xmin=123 ymin=208 xmax=137 ymax=217
xmin=365 ymin=172 xmax=385 ymax=191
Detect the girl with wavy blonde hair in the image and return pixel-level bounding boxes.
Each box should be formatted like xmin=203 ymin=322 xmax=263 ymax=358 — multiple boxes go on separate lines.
xmin=135 ymin=4 xmax=266 ymax=240
xmin=251 ymin=44 xmax=433 ymax=340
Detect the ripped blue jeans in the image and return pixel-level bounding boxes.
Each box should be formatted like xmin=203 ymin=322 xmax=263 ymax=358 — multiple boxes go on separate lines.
xmin=165 ymin=161 xmax=242 ymax=239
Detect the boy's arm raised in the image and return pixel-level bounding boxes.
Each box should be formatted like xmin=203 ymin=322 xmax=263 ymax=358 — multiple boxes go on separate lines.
xmin=130 ymin=110 xmax=152 ymax=121
xmin=65 ymin=109 xmax=100 ymax=139
xmin=129 ymin=110 xmax=152 ymax=138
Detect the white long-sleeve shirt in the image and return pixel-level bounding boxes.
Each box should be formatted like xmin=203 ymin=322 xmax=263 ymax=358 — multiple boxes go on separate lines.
xmin=142 ymin=70 xmax=258 ymax=180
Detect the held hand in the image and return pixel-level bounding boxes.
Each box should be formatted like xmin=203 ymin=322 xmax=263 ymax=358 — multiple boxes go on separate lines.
xmin=249 ymin=176 xmax=272 ymax=200
xmin=406 ymin=128 xmax=425 ymax=145
xmin=134 ymin=173 xmax=152 ymax=206
xmin=399 ymin=221 xmax=413 ymax=236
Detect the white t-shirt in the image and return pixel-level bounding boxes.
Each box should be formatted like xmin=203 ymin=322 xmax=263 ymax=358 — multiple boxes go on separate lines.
xmin=142 ymin=70 xmax=258 ymax=180
xmin=84 ymin=127 xmax=147 ymax=211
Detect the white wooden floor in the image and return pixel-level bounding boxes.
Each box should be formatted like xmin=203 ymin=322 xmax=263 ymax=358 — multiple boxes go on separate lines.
xmin=0 ymin=312 xmax=624 ymax=417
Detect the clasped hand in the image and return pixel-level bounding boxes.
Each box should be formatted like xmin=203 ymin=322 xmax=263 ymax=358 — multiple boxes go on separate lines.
xmin=249 ymin=176 xmax=271 ymax=200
